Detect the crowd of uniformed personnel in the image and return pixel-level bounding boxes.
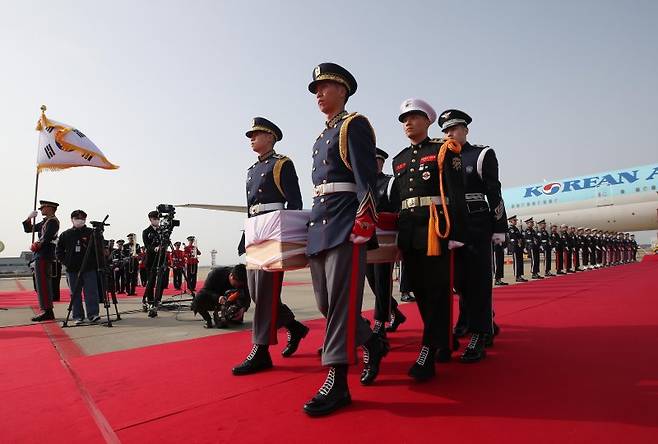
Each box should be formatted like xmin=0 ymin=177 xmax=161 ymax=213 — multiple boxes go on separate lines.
xmin=501 ymin=216 xmax=639 ymax=283
xmin=20 ymin=61 xmax=644 ymax=418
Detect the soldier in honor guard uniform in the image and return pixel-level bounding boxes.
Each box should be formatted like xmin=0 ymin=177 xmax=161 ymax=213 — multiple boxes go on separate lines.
xmin=22 ymin=200 xmax=60 ymax=321
xmin=523 ymin=218 xmax=543 ymax=279
xmin=492 ymin=233 xmax=508 ymax=286
xmin=143 ymin=210 xmax=166 ymax=314
xmin=183 ymin=236 xmax=201 ymax=291
xmin=573 ymin=227 xmax=583 ymax=271
xmin=232 ymin=117 xmax=310 ymax=377
xmin=302 ymin=63 xmax=388 ymax=417
xmin=562 ymin=225 xmax=574 ymax=273
xmin=171 ymin=241 xmax=185 ymax=290
xmin=537 ymin=220 xmax=553 ymax=276
xmin=366 ymin=148 xmax=407 ymax=337
xmin=123 ymin=233 xmax=140 ymax=295
xmin=630 ymin=234 xmax=638 ymax=261
xmin=112 ymin=239 xmax=127 ymax=293
xmin=390 ymin=99 xmax=468 ymax=377
xmin=507 ymin=215 xmax=526 ymax=282
xmin=580 ymin=228 xmax=591 ymax=270
xmin=439 ymin=108 xmax=507 ymax=363
xmin=551 ymin=224 xmax=565 ymax=274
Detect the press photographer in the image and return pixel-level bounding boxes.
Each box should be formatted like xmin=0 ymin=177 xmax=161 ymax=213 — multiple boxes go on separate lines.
xmin=191 ymin=264 xmax=249 ymax=328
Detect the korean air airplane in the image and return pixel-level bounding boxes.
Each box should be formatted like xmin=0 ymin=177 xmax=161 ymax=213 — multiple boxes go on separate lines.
xmin=503 ymin=164 xmax=658 ymax=231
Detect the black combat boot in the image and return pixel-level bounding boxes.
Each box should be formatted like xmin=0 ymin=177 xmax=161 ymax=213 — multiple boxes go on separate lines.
xmin=484 ymin=332 xmax=494 ymax=348
xmin=453 ymin=324 xmax=468 ymax=338
xmin=281 ymin=320 xmax=309 ymax=357
xmin=360 ymin=334 xmax=389 ymax=385
xmin=408 ymin=345 xmax=436 ymax=381
xmin=31 ymin=309 xmax=54 ymax=322
xmin=385 ymin=308 xmax=407 ymax=332
xmin=461 ymin=333 xmax=487 ymax=363
xmin=436 ymin=336 xmax=460 ymax=362
xmin=372 ymin=320 xmax=387 ymax=338
xmin=303 ymin=365 xmax=351 ymax=417
xmin=232 ymin=344 xmax=273 ymax=375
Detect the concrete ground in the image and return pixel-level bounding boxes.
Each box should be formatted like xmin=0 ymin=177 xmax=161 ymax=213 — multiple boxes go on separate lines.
xmin=0 ymin=257 xmax=640 ymax=356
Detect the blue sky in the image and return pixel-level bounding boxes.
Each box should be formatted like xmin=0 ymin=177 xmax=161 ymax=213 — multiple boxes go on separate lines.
xmin=1 ymin=0 xmax=657 ymax=263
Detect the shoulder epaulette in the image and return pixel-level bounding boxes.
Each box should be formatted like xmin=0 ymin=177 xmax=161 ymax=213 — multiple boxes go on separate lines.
xmin=273 ymin=156 xmax=291 ymax=199
xmin=338 ymin=112 xmax=376 ymax=171
xmin=428 ymin=138 xmax=445 ymax=144
xmin=472 ymin=144 xmax=491 ymax=149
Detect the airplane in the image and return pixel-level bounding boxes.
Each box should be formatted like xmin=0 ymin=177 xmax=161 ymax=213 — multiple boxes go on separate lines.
xmin=177 ymin=163 xmax=658 ymax=232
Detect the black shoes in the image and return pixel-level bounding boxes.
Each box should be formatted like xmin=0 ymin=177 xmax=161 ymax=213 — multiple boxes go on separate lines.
xmin=545 ymin=272 xmax=555 ymax=277
xmin=232 ymin=344 xmax=273 ymax=376
xmin=408 ymin=345 xmax=436 ymax=381
xmin=304 ymin=365 xmax=351 ymax=417
xmin=484 ymin=333 xmax=494 ymax=348
xmin=282 ymin=320 xmax=309 ymax=357
xmin=385 ymin=308 xmax=407 ymax=332
xmin=360 ymin=334 xmax=389 ymax=385
xmin=495 ymin=279 xmax=509 ymax=286
xmin=516 ymin=277 xmax=528 ymax=282
xmin=532 ymin=274 xmax=544 ymax=279
xmin=556 ymin=270 xmax=566 ymax=275
xmin=461 ymin=333 xmax=487 ymax=363
xmin=400 ymin=292 xmax=415 ymax=302
xmin=31 ymin=309 xmax=54 ymax=322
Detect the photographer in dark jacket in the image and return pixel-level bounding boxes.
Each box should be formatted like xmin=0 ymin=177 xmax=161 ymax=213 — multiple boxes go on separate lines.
xmin=56 ymin=210 xmax=100 ymax=324
xmin=191 ymin=264 xmax=249 ymax=328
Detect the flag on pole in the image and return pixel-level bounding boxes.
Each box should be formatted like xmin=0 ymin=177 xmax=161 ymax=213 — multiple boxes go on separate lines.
xmin=35 ymin=106 xmax=118 ymax=172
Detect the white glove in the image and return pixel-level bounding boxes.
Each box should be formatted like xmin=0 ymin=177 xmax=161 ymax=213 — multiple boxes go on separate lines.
xmin=27 ymin=210 xmax=38 ymax=219
xmin=349 ymin=233 xmax=371 ymax=245
xmin=492 ymin=233 xmax=506 ymax=245
xmin=448 ymin=240 xmax=464 ymax=250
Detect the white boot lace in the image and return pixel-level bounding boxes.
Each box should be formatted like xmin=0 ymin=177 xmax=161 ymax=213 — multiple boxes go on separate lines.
xmin=416 ymin=346 xmax=430 ymax=366
xmin=246 ymin=344 xmax=259 ymax=360
xmin=467 ymin=333 xmax=480 ymax=350
xmin=318 ymin=367 xmax=336 ymax=396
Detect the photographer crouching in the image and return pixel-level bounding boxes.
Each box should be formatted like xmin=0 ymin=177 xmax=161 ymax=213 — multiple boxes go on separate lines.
xmin=191 ymin=264 xmax=250 ymax=328
xmin=56 ymin=210 xmax=100 ymax=324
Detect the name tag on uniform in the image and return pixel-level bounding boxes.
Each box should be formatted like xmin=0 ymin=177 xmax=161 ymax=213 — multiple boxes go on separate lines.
xmin=75 ymin=241 xmax=81 ymax=253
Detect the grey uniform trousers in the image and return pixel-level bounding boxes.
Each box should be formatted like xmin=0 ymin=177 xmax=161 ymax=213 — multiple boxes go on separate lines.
xmin=309 ymin=242 xmax=372 ymax=366
xmin=247 ymin=269 xmax=295 ymax=346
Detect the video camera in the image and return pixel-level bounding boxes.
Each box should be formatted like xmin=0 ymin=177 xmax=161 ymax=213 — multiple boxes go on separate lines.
xmin=156 ymin=204 xmax=180 ymax=233
xmin=90 ymin=215 xmax=110 ymax=232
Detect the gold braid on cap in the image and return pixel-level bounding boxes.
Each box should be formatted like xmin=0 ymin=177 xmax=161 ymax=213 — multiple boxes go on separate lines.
xmin=250 ymin=126 xmax=276 ymax=138
xmin=315 ymin=74 xmax=351 ymax=94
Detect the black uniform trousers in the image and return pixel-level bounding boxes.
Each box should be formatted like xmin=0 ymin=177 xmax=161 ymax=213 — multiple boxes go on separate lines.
xmin=565 ymin=249 xmax=573 ymax=271
xmin=144 ymin=253 xmax=166 ymax=304
xmin=173 ymin=267 xmax=184 ymax=290
xmin=456 ymin=241 xmax=493 ymax=335
xmin=402 ymin=249 xmax=452 ymax=349
xmin=114 ymin=266 xmax=126 ymax=293
xmin=399 ymin=261 xmax=412 ymax=294
xmin=492 ymin=243 xmax=505 ymax=280
xmin=139 ymin=268 xmax=148 ymax=287
xmin=573 ymin=248 xmax=581 ymax=269
xmin=187 ymin=264 xmax=198 ymax=291
xmin=365 ymin=262 xmax=397 ymax=323
xmin=544 ymin=248 xmax=552 ymax=273
xmin=582 ymin=248 xmax=590 ymax=267
xmin=530 ymin=246 xmax=540 ymax=274
xmin=555 ymin=247 xmax=564 ymax=271
xmin=512 ymin=247 xmax=524 ymax=278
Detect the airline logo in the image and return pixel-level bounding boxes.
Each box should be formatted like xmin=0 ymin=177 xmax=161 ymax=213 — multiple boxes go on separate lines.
xmin=523 ymin=166 xmax=658 ymax=198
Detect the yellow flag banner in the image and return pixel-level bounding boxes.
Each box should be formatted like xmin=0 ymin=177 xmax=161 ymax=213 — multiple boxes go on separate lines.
xmin=35 ymin=107 xmax=118 ymax=172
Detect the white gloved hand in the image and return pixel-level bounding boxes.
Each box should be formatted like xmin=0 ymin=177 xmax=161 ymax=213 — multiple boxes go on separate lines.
xmin=448 ymin=240 xmax=464 ymax=250
xmin=492 ymin=233 xmax=506 ymax=245
xmin=27 ymin=210 xmax=38 ymax=219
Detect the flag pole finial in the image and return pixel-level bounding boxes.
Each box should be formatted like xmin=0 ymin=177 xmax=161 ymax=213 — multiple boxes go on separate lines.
xmin=40 ymin=105 xmax=47 ymax=112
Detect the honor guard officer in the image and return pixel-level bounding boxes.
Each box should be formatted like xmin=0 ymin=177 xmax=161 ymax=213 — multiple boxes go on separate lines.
xmin=232 ymin=117 xmax=310 ymax=376
xmin=142 ymin=210 xmax=165 ymax=313
xmin=366 ymin=147 xmax=407 ymax=337
xmin=538 ymin=220 xmax=553 ymax=276
xmin=630 ymin=234 xmax=638 ymax=261
xmin=550 ymin=224 xmax=564 ymax=274
xmin=574 ymin=227 xmax=584 ymax=271
xmin=390 ymin=98 xmax=468 ymax=377
xmin=183 ymin=236 xmax=201 ymax=291
xmin=439 ymin=109 xmax=508 ymax=363
xmin=123 ymin=234 xmax=140 ymax=295
xmin=22 ymin=200 xmax=60 ymax=322
xmin=580 ymin=228 xmax=591 ymax=269
xmin=112 ymin=240 xmax=127 ymax=293
xmin=303 ymin=63 xmax=388 ymax=417
xmin=507 ymin=215 xmax=526 ymax=282
xmin=556 ymin=225 xmax=568 ymax=274
xmin=492 ymin=233 xmax=508 ymax=286
xmin=560 ymin=225 xmax=572 ymax=272
xmin=171 ymin=242 xmax=185 ymax=290
xmin=523 ymin=218 xmax=543 ymax=279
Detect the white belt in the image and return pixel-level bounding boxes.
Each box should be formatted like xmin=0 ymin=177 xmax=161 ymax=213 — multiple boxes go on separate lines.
xmin=249 ymin=202 xmax=285 ymax=216
xmin=313 ymin=182 xmax=357 ymax=197
xmin=465 ymin=192 xmax=486 ymax=201
xmin=401 ymin=195 xmax=443 ymax=210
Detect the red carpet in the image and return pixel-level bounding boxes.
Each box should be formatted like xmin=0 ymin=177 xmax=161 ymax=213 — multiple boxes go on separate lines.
xmin=1 ymin=263 xmax=657 ymax=443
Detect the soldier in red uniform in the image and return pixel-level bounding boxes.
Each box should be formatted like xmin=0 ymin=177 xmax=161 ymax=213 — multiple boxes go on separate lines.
xmin=171 ymin=241 xmax=186 ymax=290
xmin=184 ymin=236 xmax=201 ymax=291
xmin=138 ymin=246 xmax=147 ymax=287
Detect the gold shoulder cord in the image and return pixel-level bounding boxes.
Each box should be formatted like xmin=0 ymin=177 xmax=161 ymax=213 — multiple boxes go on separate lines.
xmin=338 ymin=113 xmax=377 ymax=171
xmin=273 ymin=157 xmax=290 ymax=199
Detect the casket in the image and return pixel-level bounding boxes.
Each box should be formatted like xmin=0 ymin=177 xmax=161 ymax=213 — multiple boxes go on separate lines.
xmin=367 ymin=230 xmax=399 ymax=264
xmin=244 ymin=210 xmax=310 ymax=271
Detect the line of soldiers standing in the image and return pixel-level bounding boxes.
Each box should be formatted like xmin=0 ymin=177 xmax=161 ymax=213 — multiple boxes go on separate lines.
xmin=502 ymin=216 xmax=638 ymax=283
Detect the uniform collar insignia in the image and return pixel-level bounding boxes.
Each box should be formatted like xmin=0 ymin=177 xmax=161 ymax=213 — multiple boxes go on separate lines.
xmin=326 ymin=110 xmax=348 ymax=128
xmin=258 ymin=149 xmax=276 ymax=162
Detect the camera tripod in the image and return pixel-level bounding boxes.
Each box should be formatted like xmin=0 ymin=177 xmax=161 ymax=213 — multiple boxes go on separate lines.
xmin=62 ymin=216 xmax=121 ymax=328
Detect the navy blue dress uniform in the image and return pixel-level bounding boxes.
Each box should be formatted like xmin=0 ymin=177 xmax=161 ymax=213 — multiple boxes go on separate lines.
xmin=538 ymin=220 xmax=553 ymax=276
xmin=523 ymin=218 xmax=543 ymax=279
xmin=232 ymin=117 xmax=310 ymax=377
xmin=122 ymin=234 xmax=140 ymax=295
xmin=389 ymin=99 xmax=468 ymax=378
xmin=365 ymin=148 xmax=405 ymax=336
xmin=507 ymin=216 xmax=526 ymax=281
xmin=22 ymin=200 xmax=60 ymax=321
xmin=439 ymin=109 xmax=508 ymax=363
xmin=142 ymin=211 xmax=166 ymax=311
xmin=302 ymin=63 xmax=388 ymax=417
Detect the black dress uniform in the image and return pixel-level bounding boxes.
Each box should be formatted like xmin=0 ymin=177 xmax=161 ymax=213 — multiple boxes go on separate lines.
xmin=538 ymin=221 xmax=553 ymax=275
xmin=303 ymin=63 xmax=387 ymax=417
xmin=523 ymin=219 xmax=542 ymax=279
xmin=440 ymin=108 xmax=508 ymax=363
xmin=122 ymin=235 xmax=140 ymax=295
xmin=232 ymin=117 xmax=310 ymax=377
xmin=581 ymin=230 xmax=590 ymax=269
xmin=365 ymin=148 xmax=404 ymax=336
xmin=631 ymin=236 xmax=638 ymax=261
xmin=142 ymin=212 xmax=166 ymax=312
xmin=391 ymin=127 xmax=468 ymax=374
xmin=508 ymin=218 xmax=526 ymax=280
xmin=492 ymin=236 xmax=507 ymax=285
xmin=555 ymin=226 xmax=566 ymax=273
xmin=111 ymin=241 xmax=126 ymax=294
xmin=22 ymin=200 xmax=60 ymax=321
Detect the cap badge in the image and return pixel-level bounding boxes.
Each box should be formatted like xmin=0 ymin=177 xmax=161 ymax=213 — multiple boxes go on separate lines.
xmin=314 ymin=66 xmax=321 ymax=77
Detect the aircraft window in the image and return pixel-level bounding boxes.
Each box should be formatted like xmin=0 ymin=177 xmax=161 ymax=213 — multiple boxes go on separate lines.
xmin=527 ymin=203 xmax=531 ymax=207
xmin=543 ymin=200 xmax=547 ymax=204
xmin=652 ymin=185 xmax=656 ymax=190
xmin=636 ymin=187 xmax=640 ymax=192
xmin=620 ymin=189 xmax=625 ymax=194
xmin=643 ymin=186 xmax=648 ymax=191
xmin=532 ymin=202 xmax=536 ymax=205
